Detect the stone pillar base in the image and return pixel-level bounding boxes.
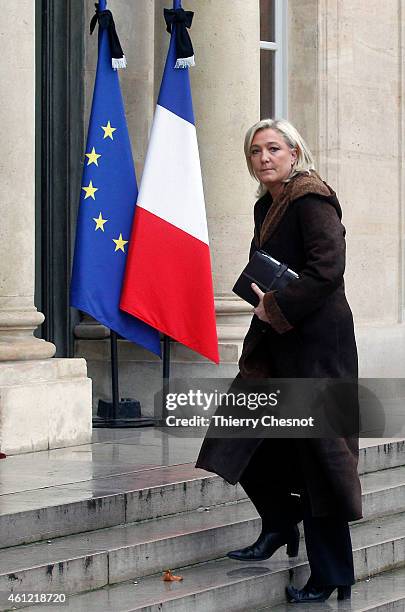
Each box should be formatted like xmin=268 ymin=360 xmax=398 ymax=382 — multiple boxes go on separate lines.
xmin=0 ymin=359 xmax=92 ymax=455
xmin=0 ymin=303 xmax=56 ymax=361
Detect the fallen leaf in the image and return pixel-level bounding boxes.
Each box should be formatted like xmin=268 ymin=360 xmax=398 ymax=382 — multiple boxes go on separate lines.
xmin=162 ymin=569 xmax=183 ymax=582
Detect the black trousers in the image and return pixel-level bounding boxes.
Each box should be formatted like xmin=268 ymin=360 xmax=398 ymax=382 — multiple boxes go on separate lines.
xmin=239 ymin=439 xmax=355 ymax=587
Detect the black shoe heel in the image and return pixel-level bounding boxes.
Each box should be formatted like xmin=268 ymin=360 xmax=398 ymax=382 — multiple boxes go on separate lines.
xmin=227 ymin=524 xmax=299 ymax=562
xmin=337 ymin=585 xmax=351 ymax=600
xmin=286 ymin=535 xmax=299 ymax=557
xmin=286 ymin=581 xmax=352 ymax=603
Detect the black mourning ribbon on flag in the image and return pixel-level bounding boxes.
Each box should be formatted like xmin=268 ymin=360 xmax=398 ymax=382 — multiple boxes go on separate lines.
xmin=164 ymin=8 xmax=195 ymax=68
xmin=90 ymin=3 xmax=126 ymax=69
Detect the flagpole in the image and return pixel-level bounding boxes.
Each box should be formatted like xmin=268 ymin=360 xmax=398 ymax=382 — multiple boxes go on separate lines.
xmin=93 ymin=330 xmax=156 ymax=428
xmin=110 ymin=330 xmax=119 ymax=418
xmin=162 ymin=334 xmax=171 ymax=414
xmin=160 ymin=0 xmax=176 ymax=417
xmin=163 ymin=334 xmax=171 ymax=380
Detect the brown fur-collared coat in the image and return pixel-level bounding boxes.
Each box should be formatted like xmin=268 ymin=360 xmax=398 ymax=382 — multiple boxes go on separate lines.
xmin=196 ymin=171 xmax=362 ymax=521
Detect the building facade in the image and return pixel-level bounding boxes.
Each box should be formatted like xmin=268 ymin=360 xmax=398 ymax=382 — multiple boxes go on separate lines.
xmin=0 ymin=0 xmax=404 ymax=451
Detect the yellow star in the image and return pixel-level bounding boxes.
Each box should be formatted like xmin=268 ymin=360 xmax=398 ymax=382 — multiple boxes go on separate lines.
xmin=82 ymin=180 xmax=98 ymax=200
xmin=93 ymin=212 xmax=108 ymax=232
xmin=85 ymin=147 xmax=101 ymax=166
xmin=113 ymin=233 xmax=128 ymax=253
xmin=101 ymin=120 xmax=117 ymax=140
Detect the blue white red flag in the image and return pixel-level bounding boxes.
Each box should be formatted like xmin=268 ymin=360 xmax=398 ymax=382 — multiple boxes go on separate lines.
xmin=70 ymin=0 xmax=161 ymax=356
xmin=120 ymin=1 xmax=219 ymax=363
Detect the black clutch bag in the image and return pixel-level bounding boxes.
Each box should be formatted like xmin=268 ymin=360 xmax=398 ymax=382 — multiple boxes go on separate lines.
xmin=232 ymin=250 xmax=299 ymax=307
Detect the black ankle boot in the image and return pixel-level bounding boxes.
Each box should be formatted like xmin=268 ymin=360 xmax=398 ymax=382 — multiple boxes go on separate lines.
xmin=286 ymin=580 xmax=351 ymax=603
xmin=227 ymin=524 xmax=299 ymax=561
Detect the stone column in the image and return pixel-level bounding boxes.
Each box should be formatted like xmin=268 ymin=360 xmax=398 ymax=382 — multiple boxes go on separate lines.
xmin=0 ymin=1 xmax=55 ymax=362
xmin=189 ymin=0 xmax=260 ymax=350
xmin=0 ymin=0 xmax=92 ymax=453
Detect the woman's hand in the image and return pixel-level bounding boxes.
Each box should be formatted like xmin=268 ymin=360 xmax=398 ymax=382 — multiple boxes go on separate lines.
xmin=251 ymin=283 xmax=270 ymax=323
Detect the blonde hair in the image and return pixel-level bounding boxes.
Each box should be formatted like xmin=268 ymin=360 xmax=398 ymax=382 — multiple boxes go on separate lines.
xmin=244 ymin=118 xmax=316 ymax=197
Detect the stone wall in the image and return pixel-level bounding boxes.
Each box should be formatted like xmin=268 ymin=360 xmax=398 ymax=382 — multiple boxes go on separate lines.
xmin=289 ymin=0 xmax=405 ymax=375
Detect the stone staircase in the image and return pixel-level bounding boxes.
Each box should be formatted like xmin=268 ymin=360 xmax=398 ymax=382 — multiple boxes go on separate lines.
xmin=0 ymin=439 xmax=404 ymax=611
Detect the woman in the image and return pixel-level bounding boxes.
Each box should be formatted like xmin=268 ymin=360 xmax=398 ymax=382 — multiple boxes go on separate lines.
xmin=196 ymin=118 xmax=362 ymax=604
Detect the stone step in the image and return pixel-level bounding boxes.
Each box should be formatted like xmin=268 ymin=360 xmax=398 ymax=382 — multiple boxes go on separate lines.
xmin=0 ymin=440 xmax=404 ymax=549
xmin=1 ymin=469 xmax=405 ymax=603
xmin=359 ymin=439 xmax=405 ymax=474
xmin=361 ymin=464 xmax=405 ymax=519
xmin=262 ymin=566 xmax=405 ymax=611
xmin=0 ymin=463 xmax=246 ymax=549
xmin=17 ymin=512 xmax=405 ymax=612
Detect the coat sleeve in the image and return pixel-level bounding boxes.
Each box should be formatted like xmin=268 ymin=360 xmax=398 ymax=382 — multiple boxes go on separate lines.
xmin=247 ymin=199 xmax=264 ymax=260
xmin=248 ymin=237 xmax=256 ymax=260
xmin=263 ymin=194 xmax=346 ymax=333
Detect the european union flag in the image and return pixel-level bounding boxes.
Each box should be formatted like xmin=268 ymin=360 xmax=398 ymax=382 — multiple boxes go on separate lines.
xmin=70 ymin=0 xmax=161 ymax=356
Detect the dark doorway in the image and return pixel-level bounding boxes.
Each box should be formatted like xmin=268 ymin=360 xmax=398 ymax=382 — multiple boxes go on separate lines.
xmin=35 ymin=0 xmax=85 ymax=357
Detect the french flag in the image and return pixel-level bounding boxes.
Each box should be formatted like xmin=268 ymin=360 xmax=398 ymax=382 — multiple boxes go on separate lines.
xmin=120 ymin=1 xmax=219 ymax=364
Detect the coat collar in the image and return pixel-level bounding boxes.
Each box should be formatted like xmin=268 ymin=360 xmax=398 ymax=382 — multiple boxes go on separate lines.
xmin=258 ymin=170 xmax=334 ymax=247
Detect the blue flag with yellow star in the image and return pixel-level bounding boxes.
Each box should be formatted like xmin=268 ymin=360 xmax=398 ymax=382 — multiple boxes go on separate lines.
xmin=70 ymin=0 xmax=161 ymax=356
